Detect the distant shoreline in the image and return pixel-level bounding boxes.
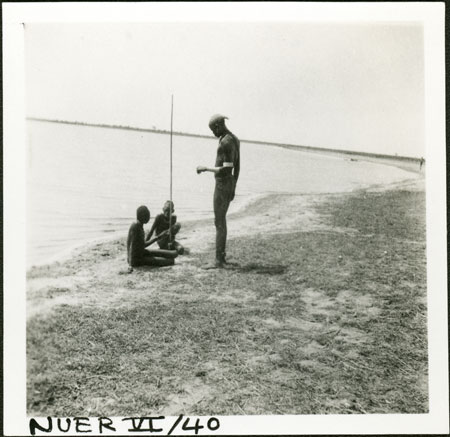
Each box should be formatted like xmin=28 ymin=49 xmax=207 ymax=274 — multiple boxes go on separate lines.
xmin=27 ymin=116 xmax=423 ymax=163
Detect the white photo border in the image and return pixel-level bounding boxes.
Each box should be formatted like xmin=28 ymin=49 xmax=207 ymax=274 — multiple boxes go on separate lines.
xmin=3 ymin=2 xmax=448 ymax=435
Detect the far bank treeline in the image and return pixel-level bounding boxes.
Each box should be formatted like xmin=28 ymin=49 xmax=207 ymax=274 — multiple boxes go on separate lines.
xmin=26 ymin=117 xmax=422 ymax=163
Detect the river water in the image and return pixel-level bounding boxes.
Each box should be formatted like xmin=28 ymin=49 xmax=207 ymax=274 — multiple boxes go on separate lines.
xmin=26 ymin=120 xmax=416 ymax=267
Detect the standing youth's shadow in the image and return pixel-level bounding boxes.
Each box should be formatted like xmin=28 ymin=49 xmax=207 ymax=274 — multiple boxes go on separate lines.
xmin=227 ymin=262 xmax=287 ymax=275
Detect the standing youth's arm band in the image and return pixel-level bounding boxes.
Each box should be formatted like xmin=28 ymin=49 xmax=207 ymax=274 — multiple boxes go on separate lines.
xmin=223 ymin=162 xmax=234 ymax=168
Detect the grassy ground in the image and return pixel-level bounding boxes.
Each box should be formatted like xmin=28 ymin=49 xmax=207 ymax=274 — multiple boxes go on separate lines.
xmin=27 ymin=186 xmax=427 ymax=416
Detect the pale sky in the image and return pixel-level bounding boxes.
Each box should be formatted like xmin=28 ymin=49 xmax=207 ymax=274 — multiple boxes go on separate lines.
xmin=25 ymin=22 xmax=424 ymax=157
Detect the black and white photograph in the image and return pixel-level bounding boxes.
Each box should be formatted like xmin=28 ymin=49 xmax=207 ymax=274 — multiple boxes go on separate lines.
xmin=3 ymin=2 xmax=448 ymax=435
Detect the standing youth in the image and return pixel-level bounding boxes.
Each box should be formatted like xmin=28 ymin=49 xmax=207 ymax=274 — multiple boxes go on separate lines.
xmin=197 ymin=114 xmax=240 ymax=268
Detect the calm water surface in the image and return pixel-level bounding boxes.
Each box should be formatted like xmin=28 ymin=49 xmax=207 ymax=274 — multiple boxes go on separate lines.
xmin=27 ymin=120 xmax=416 ymax=267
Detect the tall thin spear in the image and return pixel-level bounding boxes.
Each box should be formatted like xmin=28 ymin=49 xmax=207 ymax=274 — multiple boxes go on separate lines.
xmin=169 ymin=95 xmax=174 ymax=246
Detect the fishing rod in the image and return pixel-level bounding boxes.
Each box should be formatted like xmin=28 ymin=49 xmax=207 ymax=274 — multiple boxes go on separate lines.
xmin=146 ymin=97 xmax=174 ymax=250
xmin=169 ymin=95 xmax=174 ymax=248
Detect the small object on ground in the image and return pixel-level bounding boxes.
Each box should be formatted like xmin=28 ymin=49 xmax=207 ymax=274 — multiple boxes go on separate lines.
xmin=127 ymin=267 xmax=134 ymax=273
xmin=195 ymin=370 xmax=207 ymax=377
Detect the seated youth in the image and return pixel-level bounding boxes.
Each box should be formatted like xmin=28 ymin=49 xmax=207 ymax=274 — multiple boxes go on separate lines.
xmin=127 ymin=205 xmax=178 ymax=269
xmin=146 ymin=200 xmax=185 ymax=255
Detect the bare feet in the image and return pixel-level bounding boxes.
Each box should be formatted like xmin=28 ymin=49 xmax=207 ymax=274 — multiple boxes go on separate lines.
xmin=202 ymin=260 xmax=224 ymax=270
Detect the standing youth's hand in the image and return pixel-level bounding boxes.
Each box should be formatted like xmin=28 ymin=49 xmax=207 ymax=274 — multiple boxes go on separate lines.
xmin=196 ymin=166 xmax=206 ymax=174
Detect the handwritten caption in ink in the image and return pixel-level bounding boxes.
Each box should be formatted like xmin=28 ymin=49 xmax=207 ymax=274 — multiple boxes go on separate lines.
xmin=29 ymin=415 xmax=220 ymax=435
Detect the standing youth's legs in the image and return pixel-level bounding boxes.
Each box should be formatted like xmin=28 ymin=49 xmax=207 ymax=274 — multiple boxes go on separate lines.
xmin=214 ymin=177 xmax=233 ymax=265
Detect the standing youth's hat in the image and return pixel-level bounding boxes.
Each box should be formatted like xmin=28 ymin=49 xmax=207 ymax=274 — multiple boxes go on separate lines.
xmin=208 ymin=114 xmax=228 ymax=128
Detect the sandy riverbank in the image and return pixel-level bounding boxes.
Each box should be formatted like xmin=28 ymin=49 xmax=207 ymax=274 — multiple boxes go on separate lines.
xmin=25 ymin=189 xmax=331 ymax=319
xmin=27 ymin=174 xmax=426 ymax=415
